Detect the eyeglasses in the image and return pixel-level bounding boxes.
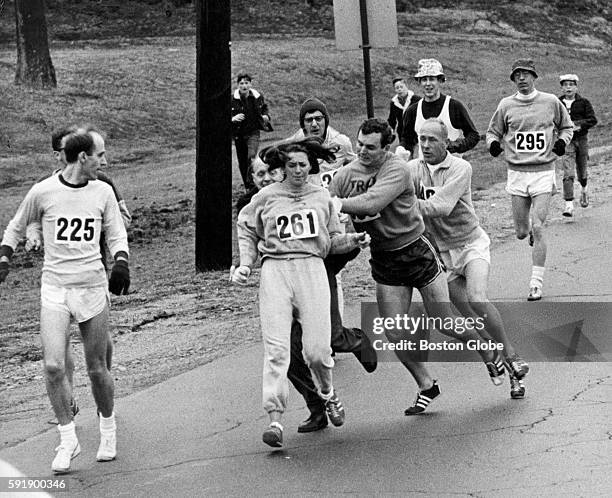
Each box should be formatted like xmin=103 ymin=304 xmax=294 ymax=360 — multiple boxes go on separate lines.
xmin=304 ymin=116 xmax=324 ymax=124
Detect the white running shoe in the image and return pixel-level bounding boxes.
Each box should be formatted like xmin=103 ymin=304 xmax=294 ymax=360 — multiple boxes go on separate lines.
xmin=96 ymin=432 xmax=117 ymax=462
xmin=52 ymin=440 xmax=81 ymax=474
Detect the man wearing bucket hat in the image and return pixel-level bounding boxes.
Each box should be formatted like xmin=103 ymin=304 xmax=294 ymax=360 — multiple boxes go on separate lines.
xmin=558 ymin=73 xmax=597 ymax=216
xmin=486 ymin=58 xmax=573 ymax=302
xmin=397 ymin=58 xmax=480 ymax=159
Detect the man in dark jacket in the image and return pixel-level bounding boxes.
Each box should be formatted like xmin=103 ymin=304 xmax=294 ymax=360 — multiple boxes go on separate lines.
xmin=558 ymin=74 xmax=597 ymax=215
xmin=387 ymin=77 xmax=420 ymax=140
xmin=231 ymin=73 xmax=273 ymax=190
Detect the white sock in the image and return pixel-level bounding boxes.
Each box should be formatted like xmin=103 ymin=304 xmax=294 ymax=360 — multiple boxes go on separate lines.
xmin=565 ymin=200 xmax=573 ymax=209
xmin=58 ymin=421 xmax=77 ymax=445
xmin=530 ymin=266 xmax=545 ymax=289
xmin=319 ymin=389 xmax=334 ymax=401
xmin=99 ymin=412 xmax=116 ymax=435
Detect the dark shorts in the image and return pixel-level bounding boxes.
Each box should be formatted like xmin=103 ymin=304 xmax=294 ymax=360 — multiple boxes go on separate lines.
xmin=370 ymin=234 xmax=445 ymax=289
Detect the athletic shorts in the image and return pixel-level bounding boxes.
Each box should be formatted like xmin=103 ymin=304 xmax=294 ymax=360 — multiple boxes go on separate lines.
xmin=506 ymin=169 xmax=556 ymax=197
xmin=370 ymin=234 xmax=445 ymax=289
xmin=41 ymin=284 xmax=109 ymax=323
xmin=439 ymin=228 xmax=490 ymax=283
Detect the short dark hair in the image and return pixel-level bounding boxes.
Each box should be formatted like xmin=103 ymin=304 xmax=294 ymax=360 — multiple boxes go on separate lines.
xmin=63 ymin=132 xmax=95 ymax=163
xmin=51 ymin=124 xmax=102 ymax=152
xmin=358 ymin=118 xmax=395 ymax=147
xmin=51 ymin=125 xmax=78 ymax=152
xmin=236 ymin=73 xmax=252 ymax=83
xmin=392 ymin=77 xmax=406 ymax=85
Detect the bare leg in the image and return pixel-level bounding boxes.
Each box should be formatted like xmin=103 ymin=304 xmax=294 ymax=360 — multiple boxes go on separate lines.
xmin=376 ymin=283 xmax=435 ymax=390
xmin=79 ymin=303 xmax=114 ymax=418
xmin=40 ymin=309 xmax=73 ymax=426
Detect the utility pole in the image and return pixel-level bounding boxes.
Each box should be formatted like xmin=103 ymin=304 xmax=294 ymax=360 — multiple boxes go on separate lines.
xmin=358 ymin=0 xmax=374 ymax=118
xmin=195 ymin=0 xmax=232 ymax=271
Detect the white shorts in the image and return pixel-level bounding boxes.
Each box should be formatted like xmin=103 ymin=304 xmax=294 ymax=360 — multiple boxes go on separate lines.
xmin=439 ymin=228 xmax=490 ymax=283
xmin=41 ymin=284 xmax=110 ymax=323
xmin=506 ymin=169 xmax=556 ymax=197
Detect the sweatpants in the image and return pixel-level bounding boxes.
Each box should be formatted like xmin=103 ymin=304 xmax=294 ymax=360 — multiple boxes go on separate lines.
xmin=259 ymin=256 xmax=333 ymax=413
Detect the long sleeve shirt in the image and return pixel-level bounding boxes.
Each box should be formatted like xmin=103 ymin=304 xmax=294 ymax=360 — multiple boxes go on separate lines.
xmin=329 ymin=152 xmax=425 ymax=252
xmin=486 ymin=90 xmax=574 ymax=171
xmin=407 ymin=154 xmax=481 ymax=251
xmin=400 ymin=94 xmax=480 ymax=154
xmin=1 ymin=174 xmax=128 ymax=288
xmin=236 ymin=181 xmax=343 ymax=267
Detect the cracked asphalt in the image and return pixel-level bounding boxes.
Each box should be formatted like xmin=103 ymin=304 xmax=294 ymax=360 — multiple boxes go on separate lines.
xmin=1 ymin=200 xmax=611 ymax=497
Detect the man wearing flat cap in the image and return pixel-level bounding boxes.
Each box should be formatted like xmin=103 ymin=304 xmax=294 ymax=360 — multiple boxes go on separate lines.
xmin=397 ymin=58 xmax=480 ymax=160
xmin=486 ymin=58 xmax=574 ymax=302
xmin=558 ymin=74 xmax=597 ymax=216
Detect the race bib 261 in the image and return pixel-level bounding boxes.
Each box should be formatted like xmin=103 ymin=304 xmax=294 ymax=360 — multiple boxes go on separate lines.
xmin=275 ymin=209 xmax=319 ymax=241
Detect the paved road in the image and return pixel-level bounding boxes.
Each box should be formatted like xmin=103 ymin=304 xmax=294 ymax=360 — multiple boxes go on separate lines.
xmin=1 ymin=202 xmax=611 ymax=497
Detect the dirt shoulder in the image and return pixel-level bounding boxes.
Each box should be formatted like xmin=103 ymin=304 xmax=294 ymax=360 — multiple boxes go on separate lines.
xmin=2 ymin=147 xmax=612 ymax=449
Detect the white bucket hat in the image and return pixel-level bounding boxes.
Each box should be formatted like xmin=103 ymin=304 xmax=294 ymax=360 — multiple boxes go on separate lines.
xmin=414 ymin=59 xmax=445 ymax=81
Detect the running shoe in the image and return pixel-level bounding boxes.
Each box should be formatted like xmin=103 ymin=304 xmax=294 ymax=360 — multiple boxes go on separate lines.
xmin=52 ymin=440 xmax=81 ymax=474
xmin=324 ymin=391 xmax=345 ymax=427
xmin=262 ymin=422 xmax=283 ymax=448
xmin=96 ymin=432 xmax=117 ymax=462
xmin=485 ymin=354 xmax=505 ymax=386
xmin=404 ymin=381 xmax=441 ymax=415
xmin=510 ymin=374 xmax=525 ymax=399
xmin=527 ymin=287 xmax=542 ymax=301
xmin=504 ymin=353 xmax=529 ymax=379
xmin=580 ymin=191 xmax=589 ymax=208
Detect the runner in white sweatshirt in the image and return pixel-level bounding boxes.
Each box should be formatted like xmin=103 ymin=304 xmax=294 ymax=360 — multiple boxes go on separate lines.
xmin=486 ymin=58 xmax=573 ymax=301
xmin=409 ymin=118 xmax=530 ymax=399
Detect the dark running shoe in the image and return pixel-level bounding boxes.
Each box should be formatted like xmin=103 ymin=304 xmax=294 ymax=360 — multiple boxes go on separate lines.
xmin=324 ymin=391 xmax=345 ymax=427
xmin=405 ymin=381 xmax=441 ymax=415
xmin=510 ymin=374 xmax=525 ymax=399
xmin=485 ymin=354 xmax=505 ymax=386
xmin=504 ymin=353 xmax=529 ymax=380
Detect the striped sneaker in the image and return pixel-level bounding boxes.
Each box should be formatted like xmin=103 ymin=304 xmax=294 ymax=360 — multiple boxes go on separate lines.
xmin=324 ymin=391 xmax=345 ymax=427
xmin=485 ymin=354 xmax=505 ymax=386
xmin=404 ymin=381 xmax=441 ymax=415
xmin=504 ymin=353 xmax=529 ymax=380
xmin=510 ymin=374 xmax=525 ymax=399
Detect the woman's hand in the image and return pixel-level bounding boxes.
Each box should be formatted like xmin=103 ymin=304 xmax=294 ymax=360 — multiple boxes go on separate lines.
xmin=229 ymin=265 xmax=251 ymax=284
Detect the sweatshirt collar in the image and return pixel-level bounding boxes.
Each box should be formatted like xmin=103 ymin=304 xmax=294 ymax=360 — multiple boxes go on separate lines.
xmin=424 ymin=152 xmax=451 ymax=171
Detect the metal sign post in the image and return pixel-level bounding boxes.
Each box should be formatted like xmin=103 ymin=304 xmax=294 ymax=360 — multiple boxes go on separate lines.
xmin=333 ymin=0 xmax=398 ymax=117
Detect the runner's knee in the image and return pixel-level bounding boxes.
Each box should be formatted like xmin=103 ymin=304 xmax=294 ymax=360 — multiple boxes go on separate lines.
xmin=44 ymin=360 xmax=66 ymax=380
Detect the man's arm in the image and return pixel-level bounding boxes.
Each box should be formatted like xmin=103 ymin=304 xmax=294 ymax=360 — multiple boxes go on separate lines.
xmin=334 ymin=164 xmax=409 ymax=216
xmin=447 ymin=99 xmax=480 ymax=153
xmin=399 ymin=105 xmax=418 ymax=152
xmin=97 ymin=171 xmax=132 ymax=227
xmin=574 ymin=98 xmax=597 ymax=131
xmin=418 ymin=162 xmax=472 ymax=218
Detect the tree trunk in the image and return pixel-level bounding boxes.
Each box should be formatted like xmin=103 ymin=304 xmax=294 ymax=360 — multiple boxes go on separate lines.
xmin=14 ymin=0 xmax=56 ymax=88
